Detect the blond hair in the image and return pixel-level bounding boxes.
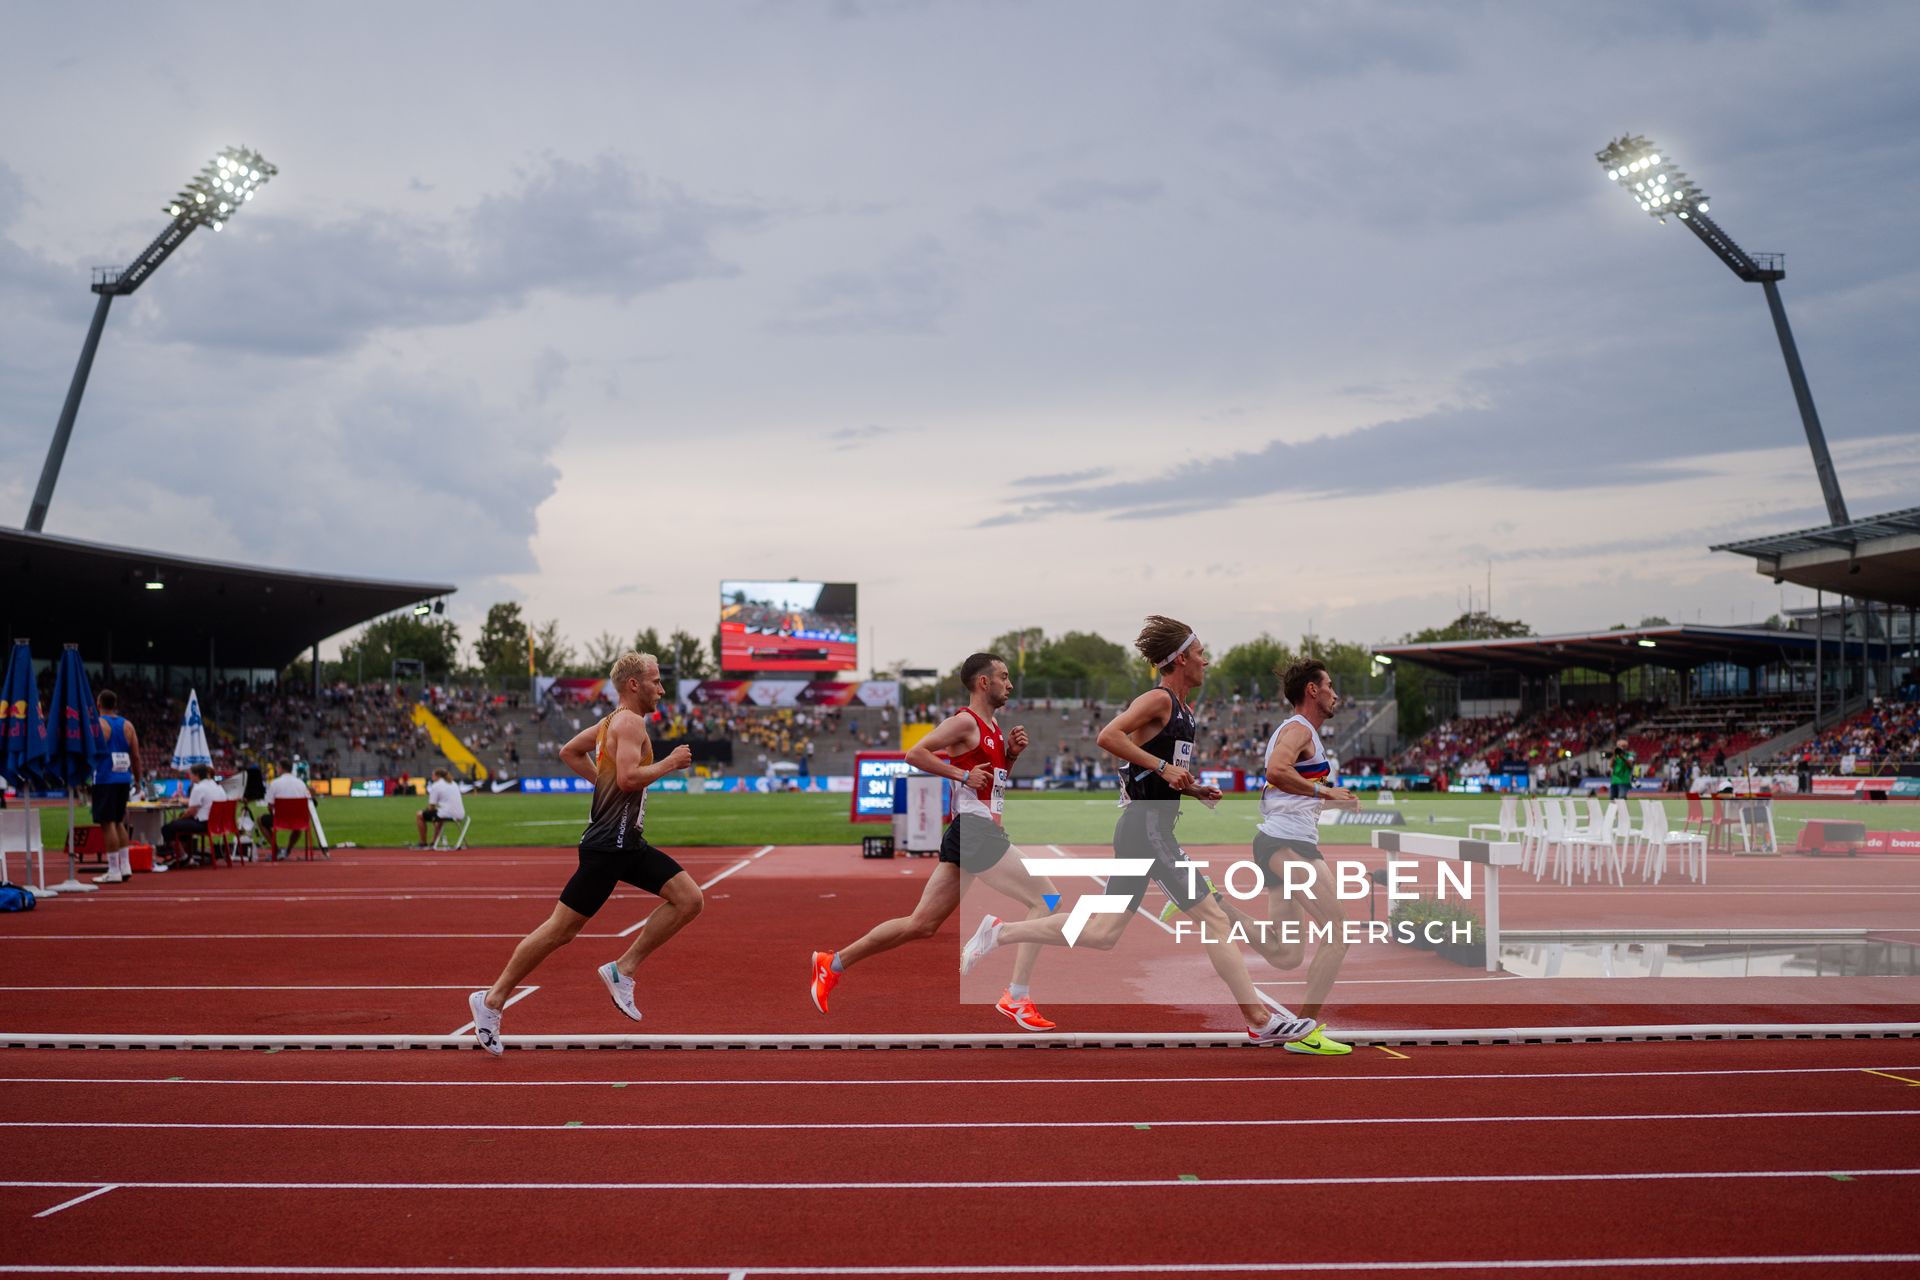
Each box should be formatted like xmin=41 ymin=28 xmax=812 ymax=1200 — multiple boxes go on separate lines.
xmin=1136 ymin=614 xmax=1193 ymax=669
xmin=609 ymin=650 xmax=658 ymax=690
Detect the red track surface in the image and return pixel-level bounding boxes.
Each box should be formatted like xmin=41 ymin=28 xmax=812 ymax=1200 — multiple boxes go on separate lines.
xmin=4 ymin=843 xmax=1920 ymax=1275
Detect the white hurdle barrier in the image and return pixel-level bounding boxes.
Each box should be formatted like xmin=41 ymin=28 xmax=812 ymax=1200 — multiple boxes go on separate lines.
xmin=1370 ymin=830 xmax=1524 ymax=972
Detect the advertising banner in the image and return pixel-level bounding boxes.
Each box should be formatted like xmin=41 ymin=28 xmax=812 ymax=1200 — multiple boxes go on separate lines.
xmin=1861 ymin=831 xmax=1920 ymax=854
xmin=854 ymin=751 xmax=917 ymax=821
xmin=680 ymin=680 xmax=900 ymax=708
xmin=536 ymin=677 xmax=611 ymax=706
xmin=1811 ymin=776 xmax=1900 ymax=795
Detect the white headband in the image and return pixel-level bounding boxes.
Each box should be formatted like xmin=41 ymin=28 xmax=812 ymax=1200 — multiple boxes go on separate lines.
xmin=1158 ymin=632 xmax=1197 ymax=670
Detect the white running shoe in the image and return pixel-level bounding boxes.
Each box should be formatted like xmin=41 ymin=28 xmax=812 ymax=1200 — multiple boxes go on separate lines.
xmin=1247 ymin=1014 xmax=1316 ymax=1046
xmin=468 ymin=991 xmax=504 ymax=1056
xmin=960 ymin=914 xmax=1003 ymax=976
xmin=598 ymin=962 xmax=642 ymax=1023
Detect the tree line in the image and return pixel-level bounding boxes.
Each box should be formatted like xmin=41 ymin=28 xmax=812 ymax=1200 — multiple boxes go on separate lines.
xmin=299 ymin=603 xmax=1542 ymax=740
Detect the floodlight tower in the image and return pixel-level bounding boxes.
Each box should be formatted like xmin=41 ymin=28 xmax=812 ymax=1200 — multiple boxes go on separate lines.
xmin=23 ymin=146 xmax=278 ymax=532
xmin=1596 ymin=135 xmax=1848 ymax=526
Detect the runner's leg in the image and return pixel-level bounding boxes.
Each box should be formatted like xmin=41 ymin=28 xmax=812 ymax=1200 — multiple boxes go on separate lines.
xmin=485 ymin=900 xmax=588 ymax=1010
xmin=1289 ymin=870 xmax=1349 ymax=1021
xmin=614 ymin=869 xmax=705 ymax=975
xmin=833 ymin=862 xmax=962 ymax=969
xmin=973 ymin=852 xmax=1059 ymax=987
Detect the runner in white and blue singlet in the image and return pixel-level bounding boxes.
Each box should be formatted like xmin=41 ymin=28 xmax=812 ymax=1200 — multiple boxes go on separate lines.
xmin=1215 ymin=657 xmax=1359 ymax=1056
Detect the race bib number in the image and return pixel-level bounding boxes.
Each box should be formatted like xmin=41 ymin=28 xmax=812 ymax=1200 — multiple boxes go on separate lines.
xmin=990 ymin=768 xmax=1009 ymax=816
xmin=1171 ymin=741 xmax=1194 ymax=769
xmin=110 ymin=752 xmax=131 ymax=773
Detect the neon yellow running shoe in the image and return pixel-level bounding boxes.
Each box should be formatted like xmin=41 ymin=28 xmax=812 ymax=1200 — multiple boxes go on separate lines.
xmin=1283 ymin=1023 xmax=1353 ymax=1056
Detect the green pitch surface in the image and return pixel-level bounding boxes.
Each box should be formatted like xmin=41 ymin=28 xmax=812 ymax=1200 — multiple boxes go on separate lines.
xmin=26 ymin=789 xmax=1918 ymax=850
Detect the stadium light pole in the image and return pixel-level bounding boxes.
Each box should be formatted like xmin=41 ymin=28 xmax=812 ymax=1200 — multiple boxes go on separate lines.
xmin=23 ymin=146 xmax=278 ymax=533
xmin=1595 ymin=135 xmax=1849 ymax=527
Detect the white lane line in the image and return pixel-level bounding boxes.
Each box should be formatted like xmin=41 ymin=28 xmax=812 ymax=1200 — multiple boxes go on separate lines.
xmin=1254 ymin=977 xmax=1522 ymax=988
xmin=447 ymin=986 xmax=539 ymax=1037
xmin=4 ymin=1064 xmax=1918 ymax=1089
xmin=3 ymin=1108 xmax=1914 ymax=1134
xmin=750 ymin=845 xmax=775 ymax=859
xmin=4 ymin=1167 xmax=1918 ymax=1192
xmin=617 ymin=849 xmax=775 ymax=938
xmin=30 ymin=1184 xmax=116 ymax=1218
xmin=4 ymin=1254 xmax=1920 ymax=1275
xmin=4 ymin=1255 xmax=1920 ymax=1276
xmin=0 ymin=986 xmax=509 ymax=992
xmin=0 ymin=934 xmax=642 ymax=941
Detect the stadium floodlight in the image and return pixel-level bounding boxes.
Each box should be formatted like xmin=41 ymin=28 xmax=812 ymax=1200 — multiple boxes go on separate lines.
xmin=1372 ymin=654 xmax=1393 ymax=665
xmin=23 ymin=146 xmax=279 ymax=533
xmin=1637 ymin=639 xmax=1658 ymax=648
xmin=1595 ymin=134 xmax=1848 ymax=527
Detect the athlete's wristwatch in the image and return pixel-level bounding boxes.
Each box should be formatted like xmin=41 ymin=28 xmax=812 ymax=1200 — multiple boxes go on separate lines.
xmin=1313 ymin=781 xmax=1323 ymax=797
xmin=1153 ymin=758 xmax=1168 ymax=775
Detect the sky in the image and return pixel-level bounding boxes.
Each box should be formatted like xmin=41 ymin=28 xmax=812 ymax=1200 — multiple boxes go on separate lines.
xmin=3 ymin=0 xmax=1918 ymax=674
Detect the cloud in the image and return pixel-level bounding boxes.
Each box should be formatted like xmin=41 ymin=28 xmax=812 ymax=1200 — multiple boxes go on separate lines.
xmin=1038 ymin=178 xmax=1164 ymax=212
xmin=774 ymin=236 xmax=957 ymax=335
xmin=827 ymin=423 xmax=915 ymax=450
xmin=133 ymin=154 xmax=762 ymax=356
xmin=1009 ymin=467 xmax=1112 ymax=488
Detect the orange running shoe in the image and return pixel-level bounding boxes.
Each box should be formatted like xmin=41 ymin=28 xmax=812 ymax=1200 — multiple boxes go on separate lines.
xmin=996 ymin=990 xmax=1057 ymax=1031
xmin=810 ymin=951 xmax=840 ymax=1014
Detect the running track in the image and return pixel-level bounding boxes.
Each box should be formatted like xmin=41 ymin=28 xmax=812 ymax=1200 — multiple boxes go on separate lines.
xmin=3 ymin=843 xmax=1918 ymax=1276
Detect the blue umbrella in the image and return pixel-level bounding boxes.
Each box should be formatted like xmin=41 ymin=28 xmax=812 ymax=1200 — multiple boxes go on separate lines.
xmin=0 ymin=640 xmax=52 ymax=893
xmin=44 ymin=644 xmax=106 ymax=893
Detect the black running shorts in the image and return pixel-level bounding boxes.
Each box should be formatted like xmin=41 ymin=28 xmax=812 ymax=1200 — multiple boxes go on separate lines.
xmin=938 ymin=813 xmax=1013 ymax=874
xmin=559 ymin=838 xmax=685 ymax=917
xmin=1106 ymin=803 xmax=1209 ymax=915
xmin=90 ymin=783 xmax=131 ymax=825
xmin=1251 ymin=831 xmax=1324 ymax=876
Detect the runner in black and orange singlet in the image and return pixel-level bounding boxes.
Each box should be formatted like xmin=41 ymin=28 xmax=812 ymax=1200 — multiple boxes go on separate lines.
xmin=467 ymin=650 xmax=698 ymax=1055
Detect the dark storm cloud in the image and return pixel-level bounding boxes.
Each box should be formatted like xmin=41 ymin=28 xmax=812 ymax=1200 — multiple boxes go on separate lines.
xmin=133 ymin=155 xmax=762 ymax=356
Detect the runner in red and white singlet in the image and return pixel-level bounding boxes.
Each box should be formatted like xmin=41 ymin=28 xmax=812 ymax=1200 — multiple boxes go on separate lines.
xmin=808 ymin=651 xmax=1062 ymax=1030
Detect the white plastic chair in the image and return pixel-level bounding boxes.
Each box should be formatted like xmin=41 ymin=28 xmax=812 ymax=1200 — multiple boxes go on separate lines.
xmin=1468 ymin=794 xmax=1520 ymax=841
xmin=1644 ymin=804 xmax=1707 ymax=885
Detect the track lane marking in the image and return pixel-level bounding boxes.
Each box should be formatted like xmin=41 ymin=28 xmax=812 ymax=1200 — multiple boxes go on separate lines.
xmin=5 ymin=1256 xmax=1920 ymax=1275
xmin=1862 ymin=1069 xmax=1920 ymax=1086
xmin=3 ymin=1107 xmax=1916 ymax=1133
xmin=447 ymin=985 xmax=538 ymax=1037
xmin=30 ymin=1185 xmax=115 ymax=1218
xmin=617 ymin=848 xmax=776 ymax=938
xmin=4 ymin=1167 xmax=1919 ymax=1191
xmin=6 ymin=1064 xmax=1920 ymax=1088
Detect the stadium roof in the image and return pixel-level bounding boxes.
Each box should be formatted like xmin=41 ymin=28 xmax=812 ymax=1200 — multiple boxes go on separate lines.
xmin=1375 ymin=623 xmax=1874 ymax=678
xmin=0 ymin=528 xmax=453 ymax=671
xmin=1712 ymin=506 xmax=1920 ymax=609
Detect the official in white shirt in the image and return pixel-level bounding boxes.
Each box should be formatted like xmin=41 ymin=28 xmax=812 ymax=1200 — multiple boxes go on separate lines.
xmin=416 ymin=768 xmax=468 ymax=849
xmin=262 ymin=760 xmax=312 ymax=861
xmin=161 ymin=765 xmax=226 ymax=865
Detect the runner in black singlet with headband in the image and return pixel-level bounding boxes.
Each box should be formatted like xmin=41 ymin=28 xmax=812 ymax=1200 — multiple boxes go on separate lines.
xmin=963 ymin=615 xmax=1314 ymax=1045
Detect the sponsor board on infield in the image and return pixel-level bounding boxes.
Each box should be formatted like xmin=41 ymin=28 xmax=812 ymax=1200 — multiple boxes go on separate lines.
xmin=1811 ymin=775 xmax=1901 ymax=795
xmin=1862 ymin=830 xmax=1920 ymax=854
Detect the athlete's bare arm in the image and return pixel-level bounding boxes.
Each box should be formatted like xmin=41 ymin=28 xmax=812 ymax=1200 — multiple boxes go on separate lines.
xmin=1266 ymin=722 xmax=1358 ymax=809
xmin=558 ymin=713 xmax=691 ymax=791
xmin=124 ymin=721 xmax=141 ymax=785
xmin=904 ymin=712 xmax=988 ymax=790
xmin=1096 ymin=691 xmax=1187 ymax=790
xmin=1006 ymin=725 xmax=1029 ymax=764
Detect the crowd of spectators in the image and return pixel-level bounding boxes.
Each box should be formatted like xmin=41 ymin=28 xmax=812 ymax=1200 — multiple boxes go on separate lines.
xmin=1393 ymin=702 xmax=1651 ymax=778
xmin=1780 ymin=691 xmax=1920 ymax=773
